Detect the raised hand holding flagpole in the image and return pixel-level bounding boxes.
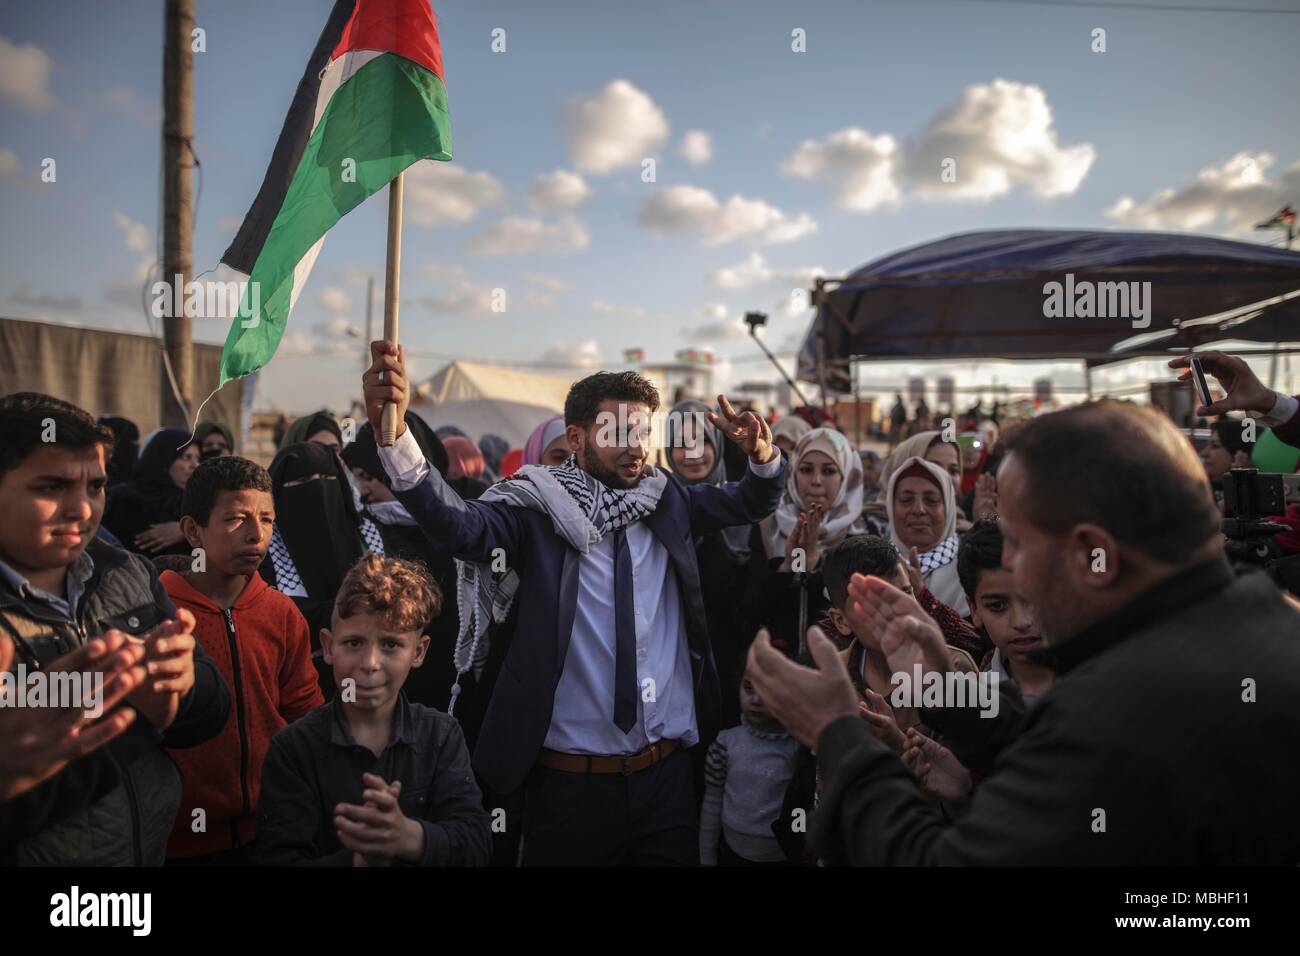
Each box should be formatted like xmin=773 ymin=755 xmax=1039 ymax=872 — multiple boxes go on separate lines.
xmin=380 ymin=172 xmax=404 ymax=446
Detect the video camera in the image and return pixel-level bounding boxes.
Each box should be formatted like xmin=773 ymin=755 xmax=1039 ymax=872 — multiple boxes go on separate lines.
xmin=1221 ymin=468 xmax=1300 ymax=594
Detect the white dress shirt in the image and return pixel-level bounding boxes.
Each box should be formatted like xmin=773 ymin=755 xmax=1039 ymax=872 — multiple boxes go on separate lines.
xmin=1251 ymin=391 xmax=1300 ymax=428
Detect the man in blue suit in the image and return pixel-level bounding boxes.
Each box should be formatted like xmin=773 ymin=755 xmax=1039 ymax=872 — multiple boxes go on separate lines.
xmin=362 ymin=342 xmax=786 ymax=865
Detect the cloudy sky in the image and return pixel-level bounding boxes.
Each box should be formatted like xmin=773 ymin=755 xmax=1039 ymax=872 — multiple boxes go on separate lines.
xmin=2 ymin=0 xmax=1299 ymax=414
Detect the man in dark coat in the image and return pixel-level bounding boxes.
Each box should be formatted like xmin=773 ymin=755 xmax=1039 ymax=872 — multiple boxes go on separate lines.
xmin=362 ymin=342 xmax=785 ymax=866
xmin=748 ymin=399 xmax=1300 ymax=865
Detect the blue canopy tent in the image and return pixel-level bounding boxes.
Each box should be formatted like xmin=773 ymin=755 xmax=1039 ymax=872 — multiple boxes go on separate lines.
xmin=798 ymin=228 xmax=1300 ymax=395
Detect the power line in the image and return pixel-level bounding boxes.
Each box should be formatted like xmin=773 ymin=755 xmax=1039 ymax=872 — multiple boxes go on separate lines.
xmin=951 ymin=0 xmax=1300 ymax=14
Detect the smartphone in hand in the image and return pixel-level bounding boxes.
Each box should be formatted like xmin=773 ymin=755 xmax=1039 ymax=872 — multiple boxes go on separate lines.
xmin=1191 ymin=357 xmax=1213 ymax=409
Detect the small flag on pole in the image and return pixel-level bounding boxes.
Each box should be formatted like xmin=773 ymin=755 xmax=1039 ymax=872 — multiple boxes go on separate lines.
xmin=623 ymin=348 xmax=645 ymax=363
xmin=1255 ymin=205 xmax=1296 ymax=232
xmin=218 ymin=0 xmax=452 ymax=386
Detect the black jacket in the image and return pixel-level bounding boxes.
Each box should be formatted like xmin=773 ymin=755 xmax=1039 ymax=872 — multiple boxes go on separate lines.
xmin=256 ymin=694 xmax=491 ymax=866
xmin=810 ymin=557 xmax=1300 ymax=865
xmin=0 ymin=537 xmax=231 ymax=864
xmin=741 ymin=530 xmax=830 ymax=662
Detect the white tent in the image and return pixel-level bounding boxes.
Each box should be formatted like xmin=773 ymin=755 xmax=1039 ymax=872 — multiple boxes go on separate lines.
xmin=411 ymin=361 xmax=572 ymax=448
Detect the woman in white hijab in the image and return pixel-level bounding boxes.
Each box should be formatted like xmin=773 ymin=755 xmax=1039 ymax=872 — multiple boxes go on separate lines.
xmin=746 ymin=427 xmax=868 ymax=657
xmin=885 ymin=455 xmax=969 ymax=616
xmin=770 ymin=415 xmax=812 ymax=458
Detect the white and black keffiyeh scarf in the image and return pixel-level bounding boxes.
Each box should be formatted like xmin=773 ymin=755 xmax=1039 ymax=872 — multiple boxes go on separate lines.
xmin=266 ymin=519 xmax=385 ymax=599
xmin=915 ymin=533 xmax=959 ymax=575
xmin=448 ymin=454 xmax=667 ymax=713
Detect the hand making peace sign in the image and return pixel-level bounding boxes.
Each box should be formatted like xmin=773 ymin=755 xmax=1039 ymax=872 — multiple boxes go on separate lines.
xmin=707 ymin=394 xmax=776 ymax=464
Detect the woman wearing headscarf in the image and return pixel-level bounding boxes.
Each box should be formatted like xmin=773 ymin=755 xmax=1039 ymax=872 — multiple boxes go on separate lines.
xmin=743 ymin=426 xmax=868 ymax=659
xmin=97 ymin=415 xmax=140 ymax=488
xmin=770 ymin=415 xmax=811 ymax=458
xmin=280 ymin=410 xmax=343 ymax=452
xmin=478 ymin=433 xmax=509 ymax=482
xmin=341 ymin=411 xmax=469 ymax=712
xmin=261 ymin=441 xmax=385 ymax=693
xmin=195 ymin=419 xmax=234 ymax=458
xmin=867 ymin=429 xmax=967 ymax=535
xmin=442 ymin=435 xmax=489 ymax=500
xmin=103 ymin=428 xmax=199 ymax=557
xmin=523 ymin=415 xmax=572 ymax=468
xmin=663 ymin=400 xmax=759 ymax=729
xmin=860 ymin=449 xmax=883 ymax=503
xmin=884 ymin=455 xmax=970 ymax=618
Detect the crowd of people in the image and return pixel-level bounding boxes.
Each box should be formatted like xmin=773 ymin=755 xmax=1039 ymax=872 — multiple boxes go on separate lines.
xmin=2 ymin=347 xmax=1300 ymax=867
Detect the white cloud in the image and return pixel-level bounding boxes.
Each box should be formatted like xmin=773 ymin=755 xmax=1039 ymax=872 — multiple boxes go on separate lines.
xmin=314 ymin=317 xmax=363 ymax=354
xmin=336 ymin=265 xmax=379 ymax=285
xmin=567 ymin=79 xmax=669 ymax=174
xmin=0 ymin=36 xmax=56 ymax=112
xmin=525 ymin=273 xmax=571 ymax=292
xmin=782 ymin=79 xmax=1094 ymax=209
xmin=318 ymin=287 xmax=352 ymax=317
xmin=678 ymin=130 xmax=713 ymax=166
xmin=114 ymin=211 xmax=151 ymax=255
xmin=707 ymin=256 xmax=823 ymax=318
xmin=420 ymin=262 xmax=466 ymax=280
xmin=524 ymin=291 xmax=556 ymax=309
xmin=527 ymin=169 xmax=591 ymax=212
xmin=772 ymin=290 xmax=814 ymax=319
xmin=682 ymin=304 xmax=749 ymax=343
xmin=279 ymin=318 xmax=362 ymax=358
xmin=0 ymin=147 xmax=20 ymax=178
xmin=465 ymin=216 xmax=590 ymax=256
xmin=906 ymin=79 xmax=1095 ymax=200
xmin=783 ymin=128 xmax=901 ymax=212
xmin=104 ymin=85 xmax=159 ymax=126
xmin=404 ymin=160 xmax=506 ymax=227
xmin=539 ymin=339 xmax=603 ymax=369
xmin=1105 ymin=152 xmax=1300 ymax=235
xmin=638 ymin=185 xmax=817 ymax=246
xmin=7 ymin=283 xmax=81 ymax=313
xmin=591 ymin=298 xmax=647 ymax=319
xmin=774 ymin=264 xmax=827 ymax=290
xmin=113 ymin=211 xmax=154 ymax=280
xmin=419 ymin=281 xmax=501 ymax=317
xmin=711 ymin=251 xmax=772 ymax=289
xmin=217 ymin=215 xmax=243 ymax=233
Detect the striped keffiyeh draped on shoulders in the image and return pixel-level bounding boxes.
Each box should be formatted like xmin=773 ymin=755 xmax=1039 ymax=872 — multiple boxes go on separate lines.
xmin=448 ymin=454 xmax=667 ymax=713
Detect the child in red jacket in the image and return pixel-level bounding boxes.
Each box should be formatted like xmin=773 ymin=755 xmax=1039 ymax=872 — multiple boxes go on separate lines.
xmin=162 ymin=456 xmax=323 ymax=863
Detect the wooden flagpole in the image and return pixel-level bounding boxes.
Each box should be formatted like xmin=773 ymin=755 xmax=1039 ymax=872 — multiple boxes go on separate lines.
xmin=380 ymin=172 xmax=404 ymax=445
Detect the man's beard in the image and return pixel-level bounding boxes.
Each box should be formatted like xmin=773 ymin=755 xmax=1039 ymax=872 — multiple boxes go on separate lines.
xmin=579 ymin=444 xmax=643 ymax=490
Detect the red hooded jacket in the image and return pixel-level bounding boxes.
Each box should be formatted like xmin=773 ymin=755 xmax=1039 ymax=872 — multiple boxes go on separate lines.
xmin=161 ymin=570 xmax=323 ymax=858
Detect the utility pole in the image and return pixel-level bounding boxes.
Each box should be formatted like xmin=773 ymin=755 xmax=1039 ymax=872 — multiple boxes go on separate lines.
xmin=161 ymin=0 xmax=195 ymax=426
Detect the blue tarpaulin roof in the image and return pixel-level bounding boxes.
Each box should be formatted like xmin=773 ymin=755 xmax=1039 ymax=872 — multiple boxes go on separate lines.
xmin=798 ymin=228 xmax=1300 ymax=390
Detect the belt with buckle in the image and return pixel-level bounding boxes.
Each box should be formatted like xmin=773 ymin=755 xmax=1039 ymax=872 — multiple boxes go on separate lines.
xmin=538 ymin=738 xmax=680 ymax=775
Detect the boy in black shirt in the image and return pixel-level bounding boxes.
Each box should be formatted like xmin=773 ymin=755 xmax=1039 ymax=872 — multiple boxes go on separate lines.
xmin=256 ymin=553 xmax=490 ymax=866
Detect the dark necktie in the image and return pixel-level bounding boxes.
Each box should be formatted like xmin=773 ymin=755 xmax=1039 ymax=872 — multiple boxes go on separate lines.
xmin=612 ymin=528 xmax=637 ymax=733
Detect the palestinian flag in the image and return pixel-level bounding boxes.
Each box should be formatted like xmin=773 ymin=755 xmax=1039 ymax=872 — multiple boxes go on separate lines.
xmin=1256 ymin=205 xmax=1296 ymax=231
xmin=219 ymin=0 xmax=451 ymax=385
